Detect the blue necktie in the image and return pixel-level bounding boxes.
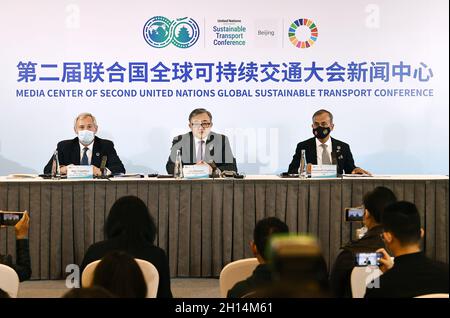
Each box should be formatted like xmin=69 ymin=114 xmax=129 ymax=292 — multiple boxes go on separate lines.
xmin=81 ymin=147 xmax=89 ymax=165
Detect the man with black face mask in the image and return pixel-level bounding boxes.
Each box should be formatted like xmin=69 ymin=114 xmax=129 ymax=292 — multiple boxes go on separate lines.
xmin=288 ymin=109 xmax=370 ymax=175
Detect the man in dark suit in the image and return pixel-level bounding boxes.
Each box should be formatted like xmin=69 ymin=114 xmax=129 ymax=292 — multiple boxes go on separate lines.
xmin=166 ymin=108 xmax=237 ymax=175
xmin=227 ymin=217 xmax=289 ymax=298
xmin=44 ymin=113 xmax=125 ymax=176
xmin=365 ymin=201 xmax=449 ymax=298
xmin=288 ymin=109 xmax=370 ymax=175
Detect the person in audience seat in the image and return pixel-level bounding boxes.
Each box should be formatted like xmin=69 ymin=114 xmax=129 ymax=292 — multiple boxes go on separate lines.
xmin=365 ymin=201 xmax=449 ymax=298
xmin=80 ymin=195 xmax=172 ymax=298
xmin=330 ymin=186 xmax=397 ymax=297
xmin=227 ymin=217 xmax=289 ymax=298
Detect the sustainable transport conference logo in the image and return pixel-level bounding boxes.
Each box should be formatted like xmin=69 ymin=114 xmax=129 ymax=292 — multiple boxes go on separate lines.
xmin=143 ymin=16 xmax=200 ymax=48
xmin=288 ymin=18 xmax=318 ymax=48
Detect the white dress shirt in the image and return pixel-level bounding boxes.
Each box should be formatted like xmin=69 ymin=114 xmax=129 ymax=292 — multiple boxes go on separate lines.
xmin=79 ymin=142 xmax=94 ymax=165
xmin=194 ymin=135 xmax=208 ymax=162
xmin=315 ymin=137 xmax=333 ymax=166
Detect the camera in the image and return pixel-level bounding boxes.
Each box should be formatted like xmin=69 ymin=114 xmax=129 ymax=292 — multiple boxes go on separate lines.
xmin=0 ymin=211 xmax=24 ymax=226
xmin=355 ymin=252 xmax=382 ymax=266
xmin=345 ymin=207 xmax=364 ymax=222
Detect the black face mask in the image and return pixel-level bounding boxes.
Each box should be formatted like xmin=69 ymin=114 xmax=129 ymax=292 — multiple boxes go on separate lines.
xmin=313 ymin=126 xmax=331 ymax=139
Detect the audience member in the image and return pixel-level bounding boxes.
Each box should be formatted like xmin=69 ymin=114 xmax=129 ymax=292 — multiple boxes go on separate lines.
xmin=62 ymin=286 xmax=116 ymax=298
xmin=92 ymin=251 xmax=147 ymax=298
xmin=227 ymin=217 xmax=289 ymax=298
xmin=0 ymin=211 xmax=31 ymax=281
xmin=365 ymin=201 xmax=449 ymax=297
xmin=80 ymin=195 xmax=172 ymax=298
xmin=330 ymin=186 xmax=397 ymax=297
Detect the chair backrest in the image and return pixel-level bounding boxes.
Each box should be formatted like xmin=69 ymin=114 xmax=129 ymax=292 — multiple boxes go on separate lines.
xmin=219 ymin=258 xmax=259 ymax=298
xmin=0 ymin=264 xmax=20 ymax=298
xmin=415 ymin=293 xmax=449 ymax=298
xmin=81 ymin=258 xmax=159 ymax=298
xmin=350 ymin=266 xmax=383 ymax=298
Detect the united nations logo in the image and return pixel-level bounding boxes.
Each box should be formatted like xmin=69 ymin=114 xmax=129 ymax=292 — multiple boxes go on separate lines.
xmin=143 ymin=16 xmax=200 ymax=48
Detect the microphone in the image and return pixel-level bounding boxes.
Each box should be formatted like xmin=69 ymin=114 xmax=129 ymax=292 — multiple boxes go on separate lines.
xmin=100 ymin=155 xmax=107 ymax=177
xmin=331 ymin=151 xmax=342 ymax=176
xmin=207 ymin=160 xmax=219 ymax=177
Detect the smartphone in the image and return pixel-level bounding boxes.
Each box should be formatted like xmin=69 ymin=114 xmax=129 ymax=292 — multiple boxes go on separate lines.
xmin=345 ymin=207 xmax=364 ymax=222
xmin=0 ymin=211 xmax=25 ymax=226
xmin=355 ymin=252 xmax=382 ymax=266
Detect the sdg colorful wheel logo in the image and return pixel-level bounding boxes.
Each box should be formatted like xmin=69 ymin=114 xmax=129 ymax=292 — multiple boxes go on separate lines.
xmin=143 ymin=16 xmax=200 ymax=48
xmin=288 ymin=18 xmax=318 ymax=48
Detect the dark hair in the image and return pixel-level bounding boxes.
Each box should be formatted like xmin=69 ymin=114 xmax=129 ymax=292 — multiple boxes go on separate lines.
xmin=93 ymin=251 xmax=147 ymax=298
xmin=105 ymin=196 xmax=156 ymax=246
xmin=62 ymin=286 xmax=116 ymax=298
xmin=312 ymin=109 xmax=333 ymax=123
xmin=254 ymin=217 xmax=289 ymax=261
xmin=0 ymin=288 xmax=10 ymax=298
xmin=188 ymin=108 xmax=212 ymax=122
xmin=363 ymin=186 xmax=397 ymax=223
xmin=381 ymin=201 xmax=421 ymax=245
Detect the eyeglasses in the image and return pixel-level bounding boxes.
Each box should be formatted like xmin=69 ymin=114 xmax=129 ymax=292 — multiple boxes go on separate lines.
xmin=191 ymin=122 xmax=211 ymax=128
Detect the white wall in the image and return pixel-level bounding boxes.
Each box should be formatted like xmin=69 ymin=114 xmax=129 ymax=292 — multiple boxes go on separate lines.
xmin=0 ymin=0 xmax=448 ymax=175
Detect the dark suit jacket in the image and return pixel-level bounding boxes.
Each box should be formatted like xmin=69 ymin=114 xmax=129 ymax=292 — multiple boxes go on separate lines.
xmin=227 ymin=263 xmax=272 ymax=298
xmin=329 ymin=226 xmax=385 ymax=298
xmin=43 ymin=136 xmax=125 ymax=174
xmin=0 ymin=239 xmax=31 ymax=282
xmin=365 ymin=252 xmax=449 ymax=298
xmin=166 ymin=131 xmax=237 ymax=174
xmin=288 ymin=137 xmax=357 ymax=174
xmin=80 ymin=237 xmax=172 ymax=298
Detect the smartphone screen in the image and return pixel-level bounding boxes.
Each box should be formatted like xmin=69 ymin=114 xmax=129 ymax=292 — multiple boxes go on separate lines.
xmin=0 ymin=211 xmax=24 ymax=226
xmin=355 ymin=252 xmax=382 ymax=266
xmin=345 ymin=207 xmax=364 ymax=221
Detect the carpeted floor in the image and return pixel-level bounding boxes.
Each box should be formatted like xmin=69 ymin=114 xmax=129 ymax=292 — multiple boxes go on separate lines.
xmin=17 ymin=278 xmax=221 ymax=298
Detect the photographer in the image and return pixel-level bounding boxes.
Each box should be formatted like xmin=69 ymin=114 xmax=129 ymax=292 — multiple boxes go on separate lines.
xmin=0 ymin=211 xmax=32 ymax=281
xmin=365 ymin=201 xmax=448 ymax=298
xmin=329 ymin=187 xmax=396 ymax=297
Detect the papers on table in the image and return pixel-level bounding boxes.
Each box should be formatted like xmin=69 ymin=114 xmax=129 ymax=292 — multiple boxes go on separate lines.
xmin=6 ymin=174 xmax=39 ymax=179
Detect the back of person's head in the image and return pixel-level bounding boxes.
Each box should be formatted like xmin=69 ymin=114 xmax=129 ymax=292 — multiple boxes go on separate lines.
xmin=259 ymin=234 xmax=330 ymax=297
xmin=253 ymin=217 xmax=289 ymax=261
xmin=363 ymin=186 xmax=397 ymax=223
xmin=93 ymin=251 xmax=147 ymax=298
xmin=381 ymin=201 xmax=421 ymax=245
xmin=105 ymin=196 xmax=156 ymax=246
xmin=62 ymin=286 xmax=116 ymax=298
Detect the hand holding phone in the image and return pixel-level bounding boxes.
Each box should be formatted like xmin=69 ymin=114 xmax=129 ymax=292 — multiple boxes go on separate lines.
xmin=15 ymin=211 xmax=30 ymax=239
xmin=0 ymin=210 xmax=25 ymax=226
xmin=375 ymin=248 xmax=394 ymax=273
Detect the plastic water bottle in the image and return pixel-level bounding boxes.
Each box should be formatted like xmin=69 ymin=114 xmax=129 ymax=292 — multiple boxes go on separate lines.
xmin=174 ymin=149 xmax=183 ymax=179
xmin=299 ymin=149 xmax=307 ymax=179
xmin=51 ymin=150 xmax=61 ymax=179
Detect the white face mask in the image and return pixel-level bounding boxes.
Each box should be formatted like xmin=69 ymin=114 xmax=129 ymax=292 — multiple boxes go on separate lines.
xmin=78 ymin=130 xmax=95 ymax=145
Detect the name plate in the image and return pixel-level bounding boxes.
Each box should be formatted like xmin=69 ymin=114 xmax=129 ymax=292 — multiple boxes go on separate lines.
xmin=183 ymin=165 xmax=210 ymax=179
xmin=67 ymin=165 xmax=93 ymax=179
xmin=311 ymin=165 xmax=337 ymax=178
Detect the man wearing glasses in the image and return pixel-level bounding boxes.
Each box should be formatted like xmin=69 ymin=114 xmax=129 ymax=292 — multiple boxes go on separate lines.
xmin=287 ymin=109 xmax=370 ymax=175
xmin=166 ymin=108 xmax=237 ymax=175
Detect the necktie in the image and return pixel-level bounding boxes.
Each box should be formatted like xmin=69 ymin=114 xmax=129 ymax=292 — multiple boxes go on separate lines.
xmin=321 ymin=144 xmax=331 ymax=165
xmin=81 ymin=147 xmax=89 ymax=165
xmin=197 ymin=140 xmax=205 ymax=162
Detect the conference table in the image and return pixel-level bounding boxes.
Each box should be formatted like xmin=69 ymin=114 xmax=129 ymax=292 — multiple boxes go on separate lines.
xmin=0 ymin=175 xmax=448 ymax=280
